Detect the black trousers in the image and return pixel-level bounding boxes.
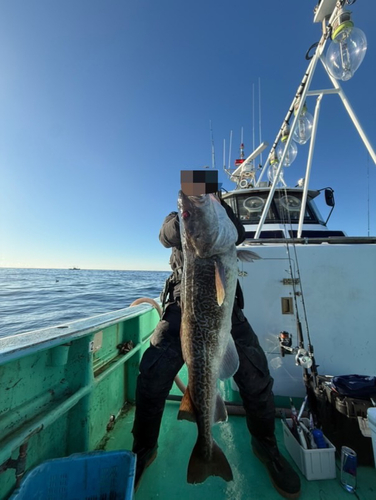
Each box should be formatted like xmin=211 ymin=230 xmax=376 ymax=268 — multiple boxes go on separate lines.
xmin=132 ymin=301 xmax=276 ymax=451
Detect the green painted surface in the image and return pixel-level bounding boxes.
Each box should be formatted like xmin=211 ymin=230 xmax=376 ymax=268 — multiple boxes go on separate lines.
xmin=0 ymin=306 xmax=159 ymax=499
xmin=1 ymin=305 xmax=375 ymax=500
xmin=105 ymin=402 xmax=376 ymax=500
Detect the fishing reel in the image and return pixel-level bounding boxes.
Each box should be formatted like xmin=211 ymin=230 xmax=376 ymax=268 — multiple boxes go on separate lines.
xmin=295 ymin=348 xmax=313 ymax=369
xmin=279 ymin=331 xmax=293 ymax=355
xmin=278 ymin=331 xmax=313 ymax=369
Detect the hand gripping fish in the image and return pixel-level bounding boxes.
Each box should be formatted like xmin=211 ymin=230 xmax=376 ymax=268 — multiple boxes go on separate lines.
xmin=177 ymin=191 xmax=257 ymax=484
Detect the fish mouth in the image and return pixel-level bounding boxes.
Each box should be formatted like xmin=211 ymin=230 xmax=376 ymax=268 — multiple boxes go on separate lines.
xmin=178 ymin=191 xmax=209 ymax=224
xmin=178 ymin=190 xmax=207 ymax=212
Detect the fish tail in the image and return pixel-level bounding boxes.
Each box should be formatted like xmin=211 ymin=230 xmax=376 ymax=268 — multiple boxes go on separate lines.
xmin=187 ymin=437 xmax=233 ymax=484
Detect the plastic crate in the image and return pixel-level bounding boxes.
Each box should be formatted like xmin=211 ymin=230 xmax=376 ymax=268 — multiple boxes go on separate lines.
xmin=9 ymin=450 xmax=136 ymax=500
xmin=282 ymin=418 xmax=336 ymax=480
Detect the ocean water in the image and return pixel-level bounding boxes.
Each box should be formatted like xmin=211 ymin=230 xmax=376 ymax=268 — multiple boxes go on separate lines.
xmin=0 ymin=268 xmax=170 ymax=338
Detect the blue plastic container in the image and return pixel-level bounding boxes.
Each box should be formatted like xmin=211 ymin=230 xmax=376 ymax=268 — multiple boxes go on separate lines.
xmin=9 ymin=450 xmax=136 ymax=500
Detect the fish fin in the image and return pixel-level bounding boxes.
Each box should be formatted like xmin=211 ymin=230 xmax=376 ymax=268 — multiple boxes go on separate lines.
xmin=215 ymin=260 xmax=226 ymax=306
xmin=214 ymin=392 xmax=228 ymax=423
xmin=187 ymin=437 xmax=233 ymax=484
xmin=177 ymin=386 xmax=196 ymax=422
xmin=237 ymin=249 xmax=261 ymax=262
xmin=218 ymin=336 xmax=239 ymax=380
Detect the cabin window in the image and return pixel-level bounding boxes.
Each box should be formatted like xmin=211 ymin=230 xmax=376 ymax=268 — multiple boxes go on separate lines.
xmin=309 ymin=199 xmax=325 ymax=224
xmin=234 ymin=194 xmax=277 ymax=222
xmin=289 ymin=230 xmax=345 ymax=238
xmin=273 ymin=194 xmax=316 ymax=223
xmin=224 ymin=192 xmax=319 ymax=224
xmin=245 ymin=230 xmax=285 ymax=239
xmin=225 ymin=196 xmax=237 ymax=215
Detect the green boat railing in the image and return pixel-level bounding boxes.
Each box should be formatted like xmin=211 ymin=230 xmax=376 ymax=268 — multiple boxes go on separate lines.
xmin=0 ymin=303 xmax=160 ymax=500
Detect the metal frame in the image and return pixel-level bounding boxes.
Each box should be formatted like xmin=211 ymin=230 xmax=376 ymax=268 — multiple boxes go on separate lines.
xmin=253 ymin=1 xmax=376 ymax=239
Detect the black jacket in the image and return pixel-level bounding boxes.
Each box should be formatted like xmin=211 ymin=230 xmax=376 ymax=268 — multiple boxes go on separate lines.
xmin=159 ymin=200 xmax=245 ymax=301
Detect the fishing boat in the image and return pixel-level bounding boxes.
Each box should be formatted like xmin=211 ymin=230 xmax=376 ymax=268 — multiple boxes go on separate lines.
xmin=1 ymin=1 xmax=375 ymax=499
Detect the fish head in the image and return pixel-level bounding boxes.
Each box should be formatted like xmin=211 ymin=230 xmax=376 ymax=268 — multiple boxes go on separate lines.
xmin=178 ymin=191 xmax=237 ymax=258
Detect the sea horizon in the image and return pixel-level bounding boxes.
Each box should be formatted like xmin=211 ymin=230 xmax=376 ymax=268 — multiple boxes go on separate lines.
xmin=0 ymin=268 xmax=170 ymax=337
xmin=0 ymin=266 xmax=171 ymax=273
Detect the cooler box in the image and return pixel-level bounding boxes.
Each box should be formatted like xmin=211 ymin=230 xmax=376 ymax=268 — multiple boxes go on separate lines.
xmin=368 ymin=407 xmax=376 ymax=468
xmin=9 ymin=450 xmax=136 ymax=500
xmin=282 ymin=418 xmax=336 ymax=480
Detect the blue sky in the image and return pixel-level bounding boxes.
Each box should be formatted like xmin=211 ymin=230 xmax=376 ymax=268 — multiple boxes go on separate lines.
xmin=1 ymin=0 xmax=375 ymax=271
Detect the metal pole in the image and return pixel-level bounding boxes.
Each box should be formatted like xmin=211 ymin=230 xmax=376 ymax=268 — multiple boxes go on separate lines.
xmin=230 ymin=142 xmax=269 ymax=181
xmin=254 ymin=55 xmax=321 ymax=238
xmin=253 ymin=2 xmax=345 ymax=238
xmin=254 ymin=2 xmax=344 ymax=192
xmin=255 ymin=157 xmax=270 ymax=185
xmin=298 ymin=94 xmax=324 ymax=238
xmin=321 ymin=58 xmax=376 ymax=165
xmin=306 ymin=88 xmax=339 ymax=96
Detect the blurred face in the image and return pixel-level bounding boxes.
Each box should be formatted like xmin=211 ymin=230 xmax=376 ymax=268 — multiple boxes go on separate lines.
xmin=180 ymin=170 xmax=219 ymax=196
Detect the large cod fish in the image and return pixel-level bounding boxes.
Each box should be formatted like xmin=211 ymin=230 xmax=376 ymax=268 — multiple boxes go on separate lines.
xmin=177 ymin=191 xmax=241 ymax=484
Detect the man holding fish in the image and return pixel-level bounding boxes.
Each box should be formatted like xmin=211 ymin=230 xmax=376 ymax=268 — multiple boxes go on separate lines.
xmin=132 ymin=171 xmax=301 ymax=499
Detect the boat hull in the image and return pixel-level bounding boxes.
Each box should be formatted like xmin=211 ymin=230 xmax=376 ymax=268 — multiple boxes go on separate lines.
xmin=238 ymin=239 xmax=376 ymax=397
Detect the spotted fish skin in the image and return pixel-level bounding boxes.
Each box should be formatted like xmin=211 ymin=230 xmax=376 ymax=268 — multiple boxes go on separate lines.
xmin=177 ymin=191 xmax=239 ymax=484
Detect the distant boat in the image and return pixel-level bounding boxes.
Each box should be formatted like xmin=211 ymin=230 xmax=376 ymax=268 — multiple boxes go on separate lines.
xmin=69 ymin=267 xmax=80 ymax=270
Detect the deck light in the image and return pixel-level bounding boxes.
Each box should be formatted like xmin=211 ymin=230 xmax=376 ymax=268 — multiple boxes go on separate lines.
xmin=325 ymin=9 xmax=367 ymax=81
xmin=276 ymin=125 xmax=298 ymax=167
xmin=293 ymin=101 xmax=314 ymax=145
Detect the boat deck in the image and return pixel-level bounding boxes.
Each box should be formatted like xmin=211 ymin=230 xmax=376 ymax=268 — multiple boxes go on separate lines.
xmin=104 ymin=401 xmax=376 ymax=500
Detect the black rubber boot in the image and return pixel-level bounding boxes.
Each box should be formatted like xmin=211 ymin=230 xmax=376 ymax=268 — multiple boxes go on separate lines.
xmin=132 ymin=414 xmax=160 ymax=490
xmin=133 ymin=444 xmax=158 ymax=491
xmin=252 ymin=435 xmax=301 ymax=499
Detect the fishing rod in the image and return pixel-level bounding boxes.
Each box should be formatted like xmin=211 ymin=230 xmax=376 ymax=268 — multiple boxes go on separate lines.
xmin=276 ymin=187 xmax=319 ymax=419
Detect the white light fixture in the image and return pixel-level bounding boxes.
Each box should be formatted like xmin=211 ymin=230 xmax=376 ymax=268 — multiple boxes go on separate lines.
xmin=326 ymin=9 xmax=367 ymax=82
xmin=293 ymin=101 xmax=314 ymax=145
xmin=276 ymin=125 xmax=298 ymax=167
xmin=268 ymin=151 xmax=284 ymax=184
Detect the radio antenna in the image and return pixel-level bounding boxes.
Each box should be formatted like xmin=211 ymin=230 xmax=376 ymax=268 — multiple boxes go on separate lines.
xmin=210 ymin=120 xmax=216 ymax=169
xmin=259 ymin=77 xmax=263 ymax=165
xmin=223 ymin=139 xmax=226 ymax=170
xmin=252 ymin=83 xmax=255 ymax=153
xmin=228 ymin=130 xmax=233 ymax=170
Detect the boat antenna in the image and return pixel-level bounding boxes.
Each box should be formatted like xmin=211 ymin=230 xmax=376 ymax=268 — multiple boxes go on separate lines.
xmin=228 ymin=130 xmax=233 ymax=171
xmin=240 ymin=127 xmax=245 ymax=168
xmin=223 ymin=138 xmax=226 ymax=171
xmin=259 ymin=77 xmax=263 ymax=165
xmin=210 ymin=120 xmax=216 ymax=169
xmin=252 ymin=83 xmax=255 ymax=153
